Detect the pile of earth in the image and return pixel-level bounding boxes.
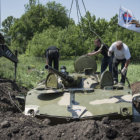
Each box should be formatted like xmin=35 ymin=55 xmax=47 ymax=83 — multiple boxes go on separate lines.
xmin=0 ymin=78 xmax=140 ymax=140
xmin=0 ymin=78 xmax=27 ymax=112
xmin=131 ymin=81 xmax=140 ymax=95
xmin=1 ymin=112 xmax=140 ymax=140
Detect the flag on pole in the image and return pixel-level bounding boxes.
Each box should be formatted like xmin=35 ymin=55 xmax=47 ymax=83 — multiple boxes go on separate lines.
xmin=118 ymin=6 xmax=140 ymax=33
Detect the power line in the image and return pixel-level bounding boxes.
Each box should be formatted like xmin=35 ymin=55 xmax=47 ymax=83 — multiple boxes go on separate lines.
xmin=81 ymin=0 xmax=105 ymax=44
xmin=68 ymin=0 xmax=74 ymax=19
xmin=75 ymin=0 xmax=80 ymax=23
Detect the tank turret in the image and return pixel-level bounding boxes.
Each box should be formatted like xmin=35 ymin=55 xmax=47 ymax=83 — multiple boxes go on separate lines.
xmin=45 ymin=65 xmax=82 ymax=88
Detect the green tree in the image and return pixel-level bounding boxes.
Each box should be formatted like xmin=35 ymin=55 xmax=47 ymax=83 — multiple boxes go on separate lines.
xmin=9 ymin=1 xmax=70 ymax=53
xmin=24 ymin=0 xmax=38 ymax=11
xmin=1 ymin=16 xmax=16 ymax=35
xmin=10 ymin=4 xmax=48 ymax=53
xmin=1 ymin=16 xmax=16 ymax=45
xmin=45 ymin=1 xmax=69 ymax=28
xmin=26 ymin=26 xmax=61 ymax=57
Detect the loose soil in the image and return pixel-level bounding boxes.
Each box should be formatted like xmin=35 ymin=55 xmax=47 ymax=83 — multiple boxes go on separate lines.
xmin=131 ymin=81 xmax=140 ymax=95
xmin=0 ymin=78 xmax=140 ymax=140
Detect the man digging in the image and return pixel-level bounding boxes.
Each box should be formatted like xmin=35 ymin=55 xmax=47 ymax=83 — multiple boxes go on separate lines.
xmin=108 ymin=41 xmax=131 ymax=85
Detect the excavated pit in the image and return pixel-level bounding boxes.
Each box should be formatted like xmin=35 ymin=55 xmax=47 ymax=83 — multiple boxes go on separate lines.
xmin=0 ymin=78 xmax=140 ymax=140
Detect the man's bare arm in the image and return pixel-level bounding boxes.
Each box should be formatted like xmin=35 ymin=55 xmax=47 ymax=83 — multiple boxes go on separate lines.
xmin=108 ymin=51 xmax=112 ymax=56
xmin=125 ymin=59 xmax=130 ymax=68
xmin=87 ymin=50 xmax=101 ymax=56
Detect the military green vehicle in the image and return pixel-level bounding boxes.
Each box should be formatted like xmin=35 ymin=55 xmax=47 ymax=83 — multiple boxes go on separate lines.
xmin=24 ymin=55 xmax=137 ymax=122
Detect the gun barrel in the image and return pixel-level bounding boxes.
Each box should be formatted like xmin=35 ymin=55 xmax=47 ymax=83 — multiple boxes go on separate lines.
xmin=45 ymin=65 xmax=74 ymax=83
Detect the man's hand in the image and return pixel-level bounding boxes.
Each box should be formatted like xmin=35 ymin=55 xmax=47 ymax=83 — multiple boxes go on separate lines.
xmin=121 ymin=67 xmax=127 ymax=75
xmin=87 ymin=53 xmax=92 ymax=56
xmin=108 ymin=51 xmax=112 ymax=57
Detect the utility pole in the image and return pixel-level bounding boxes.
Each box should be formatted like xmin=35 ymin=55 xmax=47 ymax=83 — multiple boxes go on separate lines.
xmin=0 ymin=0 xmax=1 ymax=28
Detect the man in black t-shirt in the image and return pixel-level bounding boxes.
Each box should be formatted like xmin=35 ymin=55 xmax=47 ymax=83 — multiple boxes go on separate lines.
xmin=46 ymin=46 xmax=59 ymax=70
xmin=87 ymin=38 xmax=112 ymax=73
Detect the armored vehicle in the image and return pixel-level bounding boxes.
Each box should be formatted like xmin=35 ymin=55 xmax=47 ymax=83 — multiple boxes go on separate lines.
xmin=25 ymin=55 xmax=135 ymax=121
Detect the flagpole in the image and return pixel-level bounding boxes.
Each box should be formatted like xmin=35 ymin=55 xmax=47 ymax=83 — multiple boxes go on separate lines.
xmin=116 ymin=24 xmax=118 ymax=41
xmin=116 ymin=6 xmax=121 ymax=41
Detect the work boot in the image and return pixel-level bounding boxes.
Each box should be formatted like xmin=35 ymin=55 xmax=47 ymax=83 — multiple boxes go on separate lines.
xmin=119 ymin=82 xmax=125 ymax=86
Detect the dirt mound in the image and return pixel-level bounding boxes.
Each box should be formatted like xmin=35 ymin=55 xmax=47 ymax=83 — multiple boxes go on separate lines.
xmin=0 ymin=113 xmax=140 ymax=140
xmin=0 ymin=78 xmax=27 ymax=112
xmin=0 ymin=79 xmax=140 ymax=140
xmin=131 ymin=81 xmax=140 ymax=95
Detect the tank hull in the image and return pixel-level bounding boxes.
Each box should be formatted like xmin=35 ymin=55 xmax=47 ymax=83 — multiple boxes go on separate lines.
xmin=25 ymin=83 xmax=133 ymax=119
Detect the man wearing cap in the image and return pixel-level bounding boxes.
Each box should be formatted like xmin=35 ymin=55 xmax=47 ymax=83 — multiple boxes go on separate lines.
xmin=108 ymin=41 xmax=131 ymax=85
xmin=87 ymin=38 xmax=112 ymax=73
xmin=46 ymin=46 xmax=59 ymax=70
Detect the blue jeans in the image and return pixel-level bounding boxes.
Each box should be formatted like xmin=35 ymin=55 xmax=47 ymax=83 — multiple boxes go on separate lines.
xmin=101 ymin=57 xmax=112 ymax=73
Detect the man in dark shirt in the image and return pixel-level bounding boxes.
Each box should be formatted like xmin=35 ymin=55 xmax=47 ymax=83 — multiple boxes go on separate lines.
xmin=87 ymin=38 xmax=112 ymax=73
xmin=46 ymin=46 xmax=59 ymax=70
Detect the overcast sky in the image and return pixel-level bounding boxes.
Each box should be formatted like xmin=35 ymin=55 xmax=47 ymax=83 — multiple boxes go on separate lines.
xmin=1 ymin=0 xmax=140 ymax=24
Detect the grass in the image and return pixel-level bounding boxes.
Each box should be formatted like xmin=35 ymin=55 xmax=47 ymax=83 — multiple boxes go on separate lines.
xmin=0 ymin=55 xmax=76 ymax=88
xmin=127 ymin=63 xmax=140 ymax=83
xmin=0 ymin=54 xmax=140 ymax=89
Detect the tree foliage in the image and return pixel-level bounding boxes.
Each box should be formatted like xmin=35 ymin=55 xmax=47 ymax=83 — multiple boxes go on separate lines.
xmin=1 ymin=16 xmax=17 ymax=45
xmin=45 ymin=1 xmax=69 ymax=29
xmin=6 ymin=1 xmax=69 ymax=53
xmin=1 ymin=0 xmax=140 ymax=61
